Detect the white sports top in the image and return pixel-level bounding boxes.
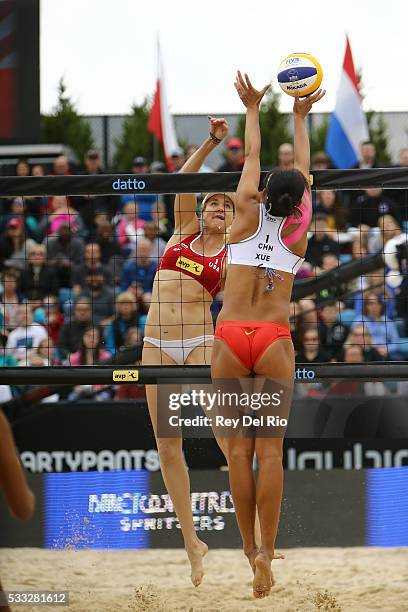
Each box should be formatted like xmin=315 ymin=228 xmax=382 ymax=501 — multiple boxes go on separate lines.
xmin=228 ymin=193 xmax=311 ymax=275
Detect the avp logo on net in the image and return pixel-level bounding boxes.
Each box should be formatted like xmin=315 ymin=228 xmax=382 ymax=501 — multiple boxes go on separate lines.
xmin=112 ymin=178 xmax=146 ymax=190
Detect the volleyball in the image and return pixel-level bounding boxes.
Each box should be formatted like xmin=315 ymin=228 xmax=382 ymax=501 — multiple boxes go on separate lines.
xmin=277 ymin=53 xmax=323 ymax=97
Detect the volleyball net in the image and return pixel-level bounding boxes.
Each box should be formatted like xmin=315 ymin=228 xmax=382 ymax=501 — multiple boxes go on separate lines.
xmin=0 ymin=168 xmax=408 ymax=403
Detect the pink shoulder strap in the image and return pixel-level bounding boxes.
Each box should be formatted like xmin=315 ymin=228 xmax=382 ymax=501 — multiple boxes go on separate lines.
xmin=281 ymin=189 xmax=312 ymax=247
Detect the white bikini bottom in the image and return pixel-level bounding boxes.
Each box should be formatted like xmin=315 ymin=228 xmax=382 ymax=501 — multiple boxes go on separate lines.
xmin=143 ymin=335 xmax=214 ymax=365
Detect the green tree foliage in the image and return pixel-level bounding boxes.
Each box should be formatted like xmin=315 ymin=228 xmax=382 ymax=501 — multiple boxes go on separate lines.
xmin=366 ymin=111 xmax=391 ymax=163
xmin=310 ymin=115 xmax=329 ymax=156
xmin=41 ymin=78 xmax=94 ymax=162
xmin=113 ymin=100 xmax=156 ymax=171
xmin=235 ymin=89 xmax=291 ymax=167
xmin=357 ymin=69 xmax=391 ymax=163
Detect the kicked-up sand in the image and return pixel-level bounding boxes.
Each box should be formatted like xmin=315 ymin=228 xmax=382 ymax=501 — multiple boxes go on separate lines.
xmin=1 ymin=547 xmax=407 ymax=611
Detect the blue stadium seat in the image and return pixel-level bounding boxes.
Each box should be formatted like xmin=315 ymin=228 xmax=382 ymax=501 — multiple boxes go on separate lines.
xmin=339 ymin=254 xmax=352 ymax=264
xmin=396 ymin=339 xmax=408 ymax=357
xmin=395 ymin=319 xmax=406 ymax=337
xmin=337 ymin=309 xmax=357 ymax=326
xmin=139 ymin=314 xmax=147 ymax=335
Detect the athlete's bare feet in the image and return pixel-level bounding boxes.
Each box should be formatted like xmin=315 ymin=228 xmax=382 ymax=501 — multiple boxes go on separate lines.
xmin=186 ymin=539 xmax=208 ymax=587
xmin=253 ymin=551 xmax=272 ymax=598
xmin=252 ymin=549 xmax=285 ymax=597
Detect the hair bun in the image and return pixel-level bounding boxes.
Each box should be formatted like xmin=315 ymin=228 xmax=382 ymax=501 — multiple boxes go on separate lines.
xmin=265 ymin=169 xmax=305 ymax=217
xmin=275 ymin=193 xmax=296 ymax=217
xmin=277 ymin=193 xmax=293 ymax=207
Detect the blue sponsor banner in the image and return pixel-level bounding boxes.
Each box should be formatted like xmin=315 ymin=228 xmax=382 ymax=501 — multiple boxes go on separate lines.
xmin=44 ymin=471 xmax=150 ymax=550
xmin=366 ymin=467 xmax=408 ymax=546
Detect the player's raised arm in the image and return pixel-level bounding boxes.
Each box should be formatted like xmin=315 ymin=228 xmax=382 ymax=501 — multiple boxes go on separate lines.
xmin=293 ymin=89 xmax=326 ymax=181
xmin=174 ymin=116 xmax=228 ymax=230
xmin=234 ymin=71 xmax=269 ymax=211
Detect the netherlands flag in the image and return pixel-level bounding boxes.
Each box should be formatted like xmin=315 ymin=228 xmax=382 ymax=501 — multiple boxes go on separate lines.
xmin=326 ymin=36 xmax=369 ymax=168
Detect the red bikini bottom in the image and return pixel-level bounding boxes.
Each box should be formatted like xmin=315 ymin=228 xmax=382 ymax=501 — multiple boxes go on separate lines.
xmin=214 ymin=320 xmax=292 ymax=371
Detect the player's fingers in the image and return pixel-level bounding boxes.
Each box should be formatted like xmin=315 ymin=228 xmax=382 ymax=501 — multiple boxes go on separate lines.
xmin=244 ymin=73 xmax=253 ymax=89
xmin=237 ymin=70 xmax=247 ymax=89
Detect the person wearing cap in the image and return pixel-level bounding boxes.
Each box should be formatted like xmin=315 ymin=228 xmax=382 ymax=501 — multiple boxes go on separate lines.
xmin=0 ymin=218 xmax=36 ymax=270
xmin=217 ymin=136 xmax=244 ymax=172
xmin=150 ymin=161 xmax=167 ymax=173
xmin=84 ymin=149 xmax=102 ymax=174
xmin=74 ymin=149 xmax=113 ymax=227
xmin=131 ymin=156 xmax=149 ymax=173
xmin=46 ymin=222 xmax=85 ymax=291
xmin=142 ymin=115 xmax=235 ymax=587
xmin=76 ymin=265 xmax=115 ymax=327
xmin=71 ymin=242 xmax=113 ymax=295
xmin=170 ymin=147 xmax=185 ymax=172
xmin=1 ymin=197 xmax=39 ymax=240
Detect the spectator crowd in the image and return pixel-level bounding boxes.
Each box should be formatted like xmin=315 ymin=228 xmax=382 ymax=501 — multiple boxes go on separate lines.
xmin=1 ymin=140 xmax=408 ymax=401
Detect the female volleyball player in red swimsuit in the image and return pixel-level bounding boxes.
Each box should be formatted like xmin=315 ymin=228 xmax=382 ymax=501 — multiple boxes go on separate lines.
xmin=212 ymin=72 xmax=325 ymax=598
xmin=142 ymin=116 xmax=235 ymax=586
xmin=0 ymin=410 xmax=35 ymax=609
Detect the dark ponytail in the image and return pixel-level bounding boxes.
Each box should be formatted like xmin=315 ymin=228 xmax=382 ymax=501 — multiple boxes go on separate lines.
xmin=265 ymin=169 xmax=306 ymax=218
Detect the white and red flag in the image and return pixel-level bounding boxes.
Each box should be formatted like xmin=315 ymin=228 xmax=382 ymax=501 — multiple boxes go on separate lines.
xmin=148 ymin=40 xmax=179 ymax=168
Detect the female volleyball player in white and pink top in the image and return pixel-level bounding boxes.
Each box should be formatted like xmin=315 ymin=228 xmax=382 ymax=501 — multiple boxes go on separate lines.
xmin=211 ymin=72 xmax=325 ymax=598
xmin=142 ymin=116 xmax=235 ymax=586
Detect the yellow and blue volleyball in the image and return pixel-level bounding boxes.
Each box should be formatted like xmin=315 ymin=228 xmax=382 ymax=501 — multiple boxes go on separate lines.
xmin=277 ymin=53 xmax=323 ymax=97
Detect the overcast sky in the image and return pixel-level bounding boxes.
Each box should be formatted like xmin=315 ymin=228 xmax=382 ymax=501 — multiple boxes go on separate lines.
xmin=41 ymin=0 xmax=406 ymax=116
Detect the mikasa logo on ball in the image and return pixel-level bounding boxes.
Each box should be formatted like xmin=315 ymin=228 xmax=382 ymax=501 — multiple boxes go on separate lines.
xmin=287 ymin=83 xmax=306 ymax=90
xmin=286 ymin=57 xmax=300 ymax=64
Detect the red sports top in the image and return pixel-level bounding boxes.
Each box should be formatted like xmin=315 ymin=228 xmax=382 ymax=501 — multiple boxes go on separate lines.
xmin=157 ymin=233 xmax=227 ymax=298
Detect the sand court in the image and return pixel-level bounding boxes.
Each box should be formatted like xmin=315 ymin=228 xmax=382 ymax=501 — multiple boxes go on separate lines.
xmin=1 ymin=547 xmax=407 ymax=611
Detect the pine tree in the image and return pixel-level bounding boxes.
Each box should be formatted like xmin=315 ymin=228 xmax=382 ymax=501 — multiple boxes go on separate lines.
xmin=113 ymin=100 xmax=156 ymax=171
xmin=235 ymin=89 xmax=291 ymax=167
xmin=310 ymin=115 xmax=329 ymax=156
xmin=41 ymin=78 xmax=94 ymax=162
xmin=366 ymin=111 xmax=391 ymax=163
xmin=358 ymin=69 xmax=391 ymax=163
